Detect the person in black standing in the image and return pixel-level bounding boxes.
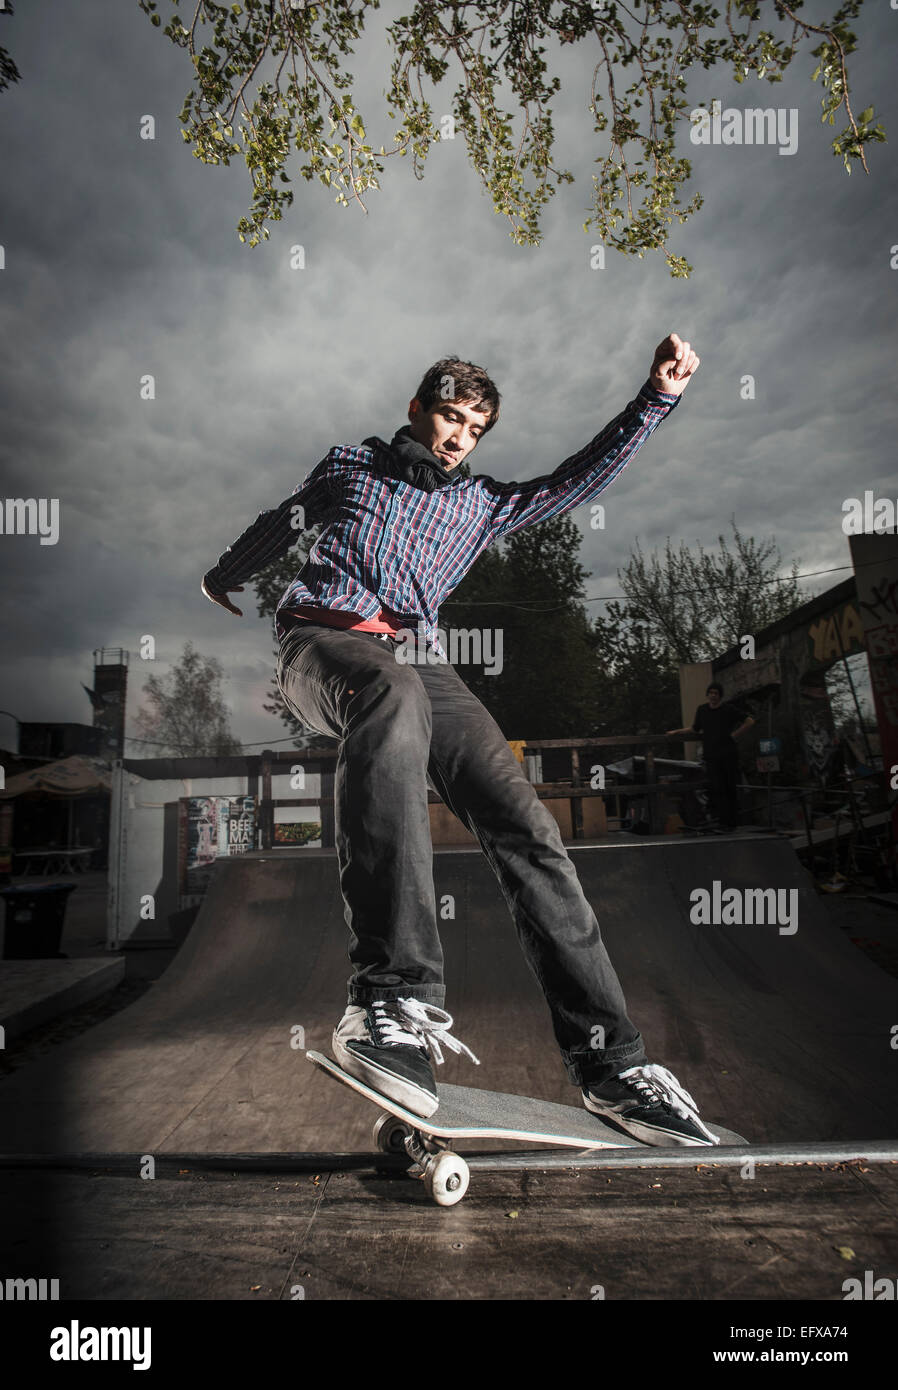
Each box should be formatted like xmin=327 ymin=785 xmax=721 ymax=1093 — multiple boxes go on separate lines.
xmin=667 ymin=683 xmax=755 ymax=831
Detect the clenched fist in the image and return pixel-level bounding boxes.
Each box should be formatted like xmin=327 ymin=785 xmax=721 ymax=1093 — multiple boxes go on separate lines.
xmin=650 ymin=333 xmax=700 ymax=397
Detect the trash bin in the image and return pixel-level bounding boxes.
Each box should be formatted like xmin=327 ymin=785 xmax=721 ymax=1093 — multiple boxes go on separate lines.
xmin=1 ymin=882 xmax=77 ymax=959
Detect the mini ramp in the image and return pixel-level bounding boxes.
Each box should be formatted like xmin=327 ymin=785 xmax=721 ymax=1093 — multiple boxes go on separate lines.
xmin=0 ymin=837 xmax=895 ymax=1154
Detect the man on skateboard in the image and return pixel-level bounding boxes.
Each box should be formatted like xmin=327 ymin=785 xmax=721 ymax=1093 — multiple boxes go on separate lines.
xmin=203 ymin=333 xmax=719 ymax=1147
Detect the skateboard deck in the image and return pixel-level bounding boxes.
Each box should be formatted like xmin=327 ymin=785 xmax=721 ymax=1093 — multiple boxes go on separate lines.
xmin=307 ymin=1050 xmax=746 ymax=1205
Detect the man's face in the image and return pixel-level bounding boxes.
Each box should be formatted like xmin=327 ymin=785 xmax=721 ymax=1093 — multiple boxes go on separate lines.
xmin=407 ymin=396 xmax=491 ymax=469
xmin=707 ymin=688 xmax=722 ymax=708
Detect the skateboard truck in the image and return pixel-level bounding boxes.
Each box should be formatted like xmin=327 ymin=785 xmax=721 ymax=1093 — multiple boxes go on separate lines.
xmin=374 ymin=1112 xmax=470 ymax=1206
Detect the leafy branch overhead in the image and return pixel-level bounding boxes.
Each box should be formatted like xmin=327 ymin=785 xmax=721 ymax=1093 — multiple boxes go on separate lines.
xmin=134 ymin=0 xmax=882 ymax=274
xmin=0 ymin=1 xmax=21 ymax=96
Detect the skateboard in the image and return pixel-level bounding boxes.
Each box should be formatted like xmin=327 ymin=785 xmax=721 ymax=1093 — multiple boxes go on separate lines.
xmin=307 ymin=1050 xmax=745 ymax=1206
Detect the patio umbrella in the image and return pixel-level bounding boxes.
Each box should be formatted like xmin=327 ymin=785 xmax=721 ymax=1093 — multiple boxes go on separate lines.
xmin=0 ymin=755 xmax=112 ymax=864
xmin=0 ymin=755 xmax=112 ymax=799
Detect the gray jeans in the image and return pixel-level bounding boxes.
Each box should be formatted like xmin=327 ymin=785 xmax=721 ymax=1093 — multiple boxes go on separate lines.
xmin=276 ymin=620 xmax=646 ymax=1086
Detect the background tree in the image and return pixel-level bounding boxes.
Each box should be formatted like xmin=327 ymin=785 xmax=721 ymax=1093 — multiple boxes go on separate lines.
xmin=134 ymin=0 xmax=882 ymax=274
xmin=824 ymin=653 xmax=876 ymax=744
xmin=615 ymin=519 xmax=808 ymax=664
xmin=591 ymin=610 xmax=681 ymax=735
xmin=0 ymin=0 xmax=20 ymax=95
xmin=134 ymin=640 xmax=243 ymax=754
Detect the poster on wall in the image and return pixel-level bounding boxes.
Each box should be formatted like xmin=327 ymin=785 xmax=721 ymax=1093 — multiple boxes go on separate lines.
xmin=178 ymin=796 xmax=257 ymax=903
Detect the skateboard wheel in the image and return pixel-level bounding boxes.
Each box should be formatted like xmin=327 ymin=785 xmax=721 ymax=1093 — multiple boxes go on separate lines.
xmin=423 ymin=1152 xmax=470 ymax=1207
xmin=373 ymin=1112 xmax=413 ymax=1155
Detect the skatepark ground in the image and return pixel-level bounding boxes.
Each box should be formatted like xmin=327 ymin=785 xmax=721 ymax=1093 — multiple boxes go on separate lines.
xmin=1 ymin=836 xmax=897 ymax=1304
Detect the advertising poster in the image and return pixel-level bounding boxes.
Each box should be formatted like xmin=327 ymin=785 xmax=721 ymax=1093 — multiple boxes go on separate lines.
xmin=179 ymin=795 xmax=256 ymax=900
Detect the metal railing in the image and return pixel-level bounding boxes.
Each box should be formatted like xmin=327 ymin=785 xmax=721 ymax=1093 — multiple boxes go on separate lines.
xmin=253 ymin=735 xmax=706 ymax=847
xmin=250 ymin=732 xmax=891 ymax=852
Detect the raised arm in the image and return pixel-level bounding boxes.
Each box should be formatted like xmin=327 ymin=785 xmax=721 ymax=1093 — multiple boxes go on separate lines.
xmin=482 ymin=334 xmax=699 ymax=541
xmin=202 ymin=458 xmax=333 ymax=617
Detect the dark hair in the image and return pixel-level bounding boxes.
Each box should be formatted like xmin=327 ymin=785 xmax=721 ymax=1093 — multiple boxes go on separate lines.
xmin=412 ymin=355 xmax=501 ymax=433
xmin=706 ymin=682 xmax=724 ymax=697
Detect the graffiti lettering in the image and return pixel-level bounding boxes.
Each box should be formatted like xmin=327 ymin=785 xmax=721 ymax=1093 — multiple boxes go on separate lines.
xmin=807 ymin=603 xmax=865 ymax=664
xmin=867 ymin=624 xmax=898 ymax=660
xmin=860 ymin=576 xmax=898 ymax=622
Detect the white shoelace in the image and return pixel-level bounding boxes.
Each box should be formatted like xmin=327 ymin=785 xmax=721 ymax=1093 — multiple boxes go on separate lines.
xmin=371 ymin=998 xmax=480 ymax=1067
xmin=617 ymin=1063 xmax=701 ymax=1121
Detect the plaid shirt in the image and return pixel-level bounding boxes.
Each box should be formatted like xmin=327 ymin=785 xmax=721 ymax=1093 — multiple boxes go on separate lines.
xmin=204 ymin=379 xmax=680 ymax=657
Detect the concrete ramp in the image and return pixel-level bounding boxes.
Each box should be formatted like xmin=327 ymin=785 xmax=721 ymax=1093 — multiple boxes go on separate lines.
xmin=0 ymin=838 xmax=895 ymax=1153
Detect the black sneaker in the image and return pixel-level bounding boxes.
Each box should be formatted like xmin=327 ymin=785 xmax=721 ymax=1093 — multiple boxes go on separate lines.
xmin=582 ymin=1063 xmax=720 ymax=1147
xmin=332 ymin=999 xmax=479 ymax=1118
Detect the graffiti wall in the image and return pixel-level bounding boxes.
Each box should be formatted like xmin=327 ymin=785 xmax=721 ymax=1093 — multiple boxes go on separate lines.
xmin=849 ymin=531 xmax=898 ymax=842
xmin=711 ymin=578 xmax=869 ymax=794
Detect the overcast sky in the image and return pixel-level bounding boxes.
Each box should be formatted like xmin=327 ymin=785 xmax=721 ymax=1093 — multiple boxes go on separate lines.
xmin=1 ymin=0 xmax=895 ymax=754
